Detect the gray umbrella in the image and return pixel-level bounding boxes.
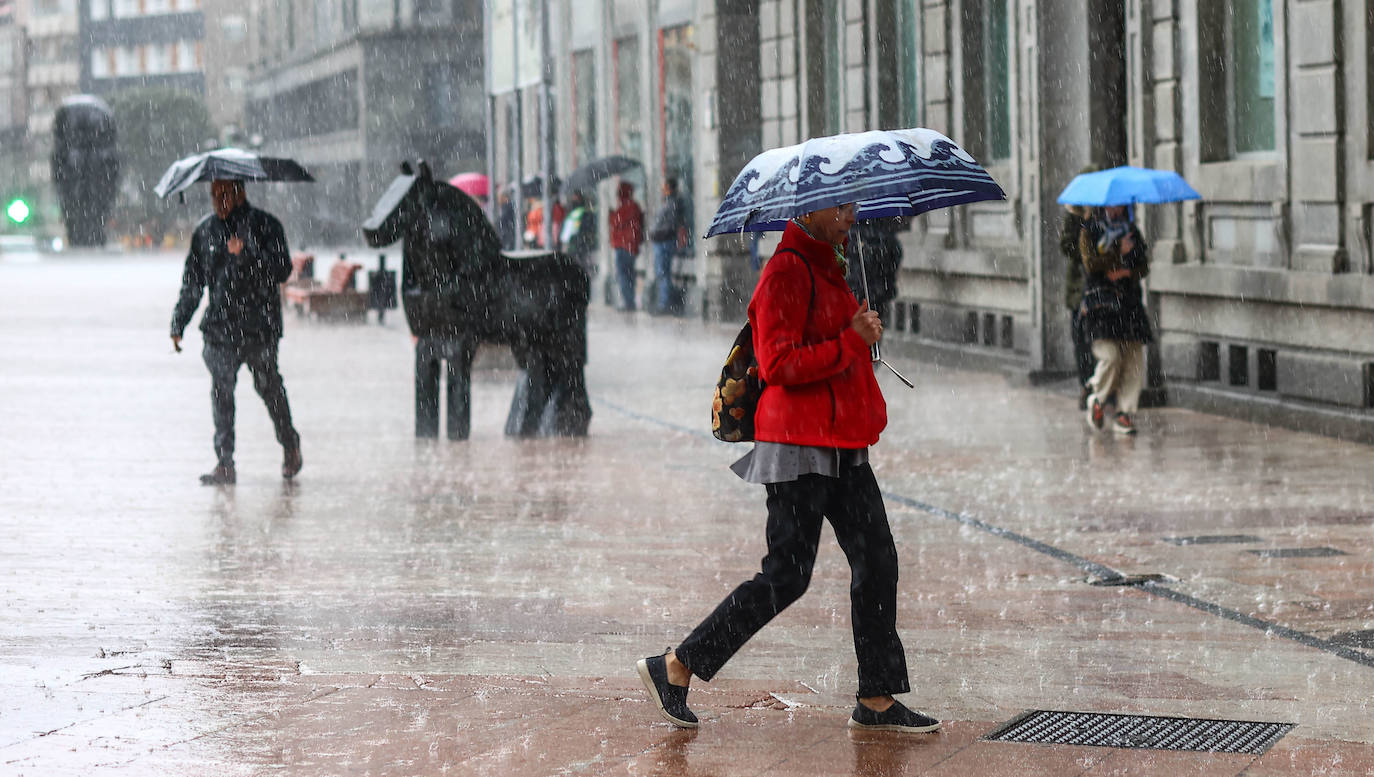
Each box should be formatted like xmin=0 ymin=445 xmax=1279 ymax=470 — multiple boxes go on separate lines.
xmin=563 ymin=155 xmax=641 ymax=194
xmin=154 ymin=147 xmax=314 ymax=199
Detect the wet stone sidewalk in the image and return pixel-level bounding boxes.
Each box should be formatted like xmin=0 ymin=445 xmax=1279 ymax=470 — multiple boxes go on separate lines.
xmin=2 ymin=252 xmax=1373 ymax=776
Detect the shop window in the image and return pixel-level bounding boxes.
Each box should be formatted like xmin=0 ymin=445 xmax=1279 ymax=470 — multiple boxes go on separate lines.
xmin=660 ymin=24 xmax=695 ymax=240
xmin=1000 ymin=315 xmax=1014 ymax=349
xmin=613 ymin=36 xmax=641 ymax=160
xmin=964 ymin=311 xmax=979 ymax=344
xmin=571 ymin=49 xmax=596 ymax=166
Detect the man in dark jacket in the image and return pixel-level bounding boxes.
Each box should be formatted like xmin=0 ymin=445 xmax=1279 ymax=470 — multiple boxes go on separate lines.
xmin=845 ymin=217 xmax=904 ymax=324
xmin=648 ymin=176 xmax=689 ymax=314
xmin=1059 ymin=204 xmax=1095 ymax=407
xmin=170 ymin=180 xmax=301 ymax=485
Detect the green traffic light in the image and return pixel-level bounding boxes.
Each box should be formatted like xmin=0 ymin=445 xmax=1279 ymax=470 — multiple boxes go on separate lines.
xmin=6 ymin=198 xmax=30 ymax=224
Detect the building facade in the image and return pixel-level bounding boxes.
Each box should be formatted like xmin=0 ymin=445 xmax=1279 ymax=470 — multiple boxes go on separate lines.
xmin=81 ymin=0 xmax=205 ymax=98
xmin=496 ymin=0 xmax=1374 ymax=441
xmin=245 ymin=0 xmax=486 ymax=244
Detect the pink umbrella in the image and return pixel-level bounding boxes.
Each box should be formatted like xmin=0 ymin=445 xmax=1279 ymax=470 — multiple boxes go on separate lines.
xmin=448 ymin=172 xmax=489 ymax=198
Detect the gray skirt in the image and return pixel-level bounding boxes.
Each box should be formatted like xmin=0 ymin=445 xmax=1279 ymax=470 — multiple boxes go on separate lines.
xmin=730 ymin=441 xmax=870 ymax=484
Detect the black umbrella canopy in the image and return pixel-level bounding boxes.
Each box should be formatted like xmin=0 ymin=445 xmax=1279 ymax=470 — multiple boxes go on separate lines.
xmin=520 ymin=175 xmax=561 ymax=199
xmin=564 ymin=155 xmax=641 ymax=194
xmin=154 ymin=147 xmax=314 ymax=199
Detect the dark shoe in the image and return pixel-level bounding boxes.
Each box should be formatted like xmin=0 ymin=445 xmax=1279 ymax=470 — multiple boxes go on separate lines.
xmin=848 ymin=700 xmax=941 ymax=733
xmin=1113 ymin=412 xmax=1137 ymax=435
xmin=1086 ymin=394 xmax=1105 ymax=431
xmin=199 ymin=465 xmax=236 ymax=485
xmin=282 ymin=446 xmax=302 ymax=479
xmin=636 ymin=654 xmax=698 ymax=728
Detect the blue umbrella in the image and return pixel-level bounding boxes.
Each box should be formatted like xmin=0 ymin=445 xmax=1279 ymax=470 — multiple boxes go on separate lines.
xmin=704 ymin=128 xmax=1005 ymax=237
xmin=1056 ymin=165 xmax=1200 ymax=207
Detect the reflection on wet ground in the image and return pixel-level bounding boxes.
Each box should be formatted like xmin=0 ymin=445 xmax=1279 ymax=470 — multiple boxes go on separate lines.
xmin=1 ymin=254 xmax=1372 ymax=775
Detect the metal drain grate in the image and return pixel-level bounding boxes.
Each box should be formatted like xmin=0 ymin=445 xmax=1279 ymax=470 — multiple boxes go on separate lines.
xmin=984 ymin=710 xmax=1292 ymax=754
xmin=1247 ymin=547 xmax=1346 ymax=558
xmin=1162 ymin=535 xmax=1262 ymax=545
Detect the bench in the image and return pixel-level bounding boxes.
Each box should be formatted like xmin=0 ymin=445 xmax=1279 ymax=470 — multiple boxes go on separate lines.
xmin=283 ymin=258 xmax=367 ymax=319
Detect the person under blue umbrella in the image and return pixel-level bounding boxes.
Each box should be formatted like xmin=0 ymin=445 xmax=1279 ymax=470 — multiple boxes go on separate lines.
xmin=1078 ymin=204 xmax=1151 ymax=435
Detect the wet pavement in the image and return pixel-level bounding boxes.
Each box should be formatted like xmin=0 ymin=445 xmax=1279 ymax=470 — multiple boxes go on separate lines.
xmin=2 ymin=248 xmax=1373 ymax=776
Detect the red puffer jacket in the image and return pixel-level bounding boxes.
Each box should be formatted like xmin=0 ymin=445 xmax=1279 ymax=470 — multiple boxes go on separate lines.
xmin=751 ymin=220 xmax=887 ymax=448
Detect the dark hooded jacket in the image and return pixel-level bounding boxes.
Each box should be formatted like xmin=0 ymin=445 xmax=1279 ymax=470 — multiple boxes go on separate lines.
xmin=1078 ymin=215 xmax=1153 ymax=344
xmin=171 ymin=201 xmax=292 ymax=344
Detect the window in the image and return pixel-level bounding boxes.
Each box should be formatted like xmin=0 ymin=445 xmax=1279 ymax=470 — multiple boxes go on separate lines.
xmin=613 ymin=36 xmax=641 ymax=159
xmin=90 ymin=1 xmax=109 ymax=20
xmin=983 ymin=0 xmax=1012 ymax=160
xmin=114 ymin=45 xmax=138 ymax=76
xmin=1201 ymin=0 xmax=1275 ymax=159
xmin=1227 ymin=0 xmax=1275 ymax=154
xmin=146 ymin=43 xmax=172 ymax=74
xmin=571 ymin=49 xmax=596 ymax=166
xmin=221 ymin=15 xmax=248 ymax=44
xmin=898 ymin=0 xmax=920 ymax=126
xmin=90 ymin=48 xmax=111 ymax=78
xmin=660 ymin=23 xmax=694 ymax=231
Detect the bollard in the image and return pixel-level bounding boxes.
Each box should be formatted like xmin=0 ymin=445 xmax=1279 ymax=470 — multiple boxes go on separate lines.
xmin=367 ymin=253 xmax=398 ymax=325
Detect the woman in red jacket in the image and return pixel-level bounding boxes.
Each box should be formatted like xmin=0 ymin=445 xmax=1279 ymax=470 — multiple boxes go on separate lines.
xmin=637 ymin=204 xmax=940 ymax=734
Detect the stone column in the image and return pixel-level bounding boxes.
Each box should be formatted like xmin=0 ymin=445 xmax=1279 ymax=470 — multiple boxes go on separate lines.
xmin=699 ymin=0 xmax=761 ymax=321
xmin=1024 ymin=0 xmax=1128 ymax=381
xmin=1287 ymin=0 xmax=1345 ymax=273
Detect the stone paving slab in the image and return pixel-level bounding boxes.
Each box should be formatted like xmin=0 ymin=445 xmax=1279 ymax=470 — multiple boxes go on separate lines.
xmin=2 ymin=253 xmax=1374 ymax=775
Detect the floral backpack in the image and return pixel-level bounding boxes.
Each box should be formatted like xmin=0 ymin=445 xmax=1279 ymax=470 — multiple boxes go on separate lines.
xmin=712 ymin=251 xmax=813 ymax=442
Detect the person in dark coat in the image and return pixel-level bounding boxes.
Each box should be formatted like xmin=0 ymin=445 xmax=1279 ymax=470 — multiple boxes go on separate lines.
xmin=648 ymin=176 xmax=689 ymax=313
xmin=1079 ymin=205 xmax=1152 ymax=435
xmin=636 ymin=205 xmax=940 ymax=735
xmin=1059 ymin=203 xmax=1095 ymax=408
xmin=560 ymin=190 xmax=598 ymax=277
xmin=608 ymin=180 xmax=645 ymax=310
xmin=170 ymin=180 xmax=301 ymax=485
xmin=497 ymin=188 xmax=518 ymax=250
xmin=844 ymin=217 xmax=904 ymax=323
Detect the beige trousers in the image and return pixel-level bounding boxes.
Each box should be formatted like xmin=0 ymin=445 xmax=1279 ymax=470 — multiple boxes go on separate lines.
xmin=1089 ymin=339 xmax=1145 ymax=414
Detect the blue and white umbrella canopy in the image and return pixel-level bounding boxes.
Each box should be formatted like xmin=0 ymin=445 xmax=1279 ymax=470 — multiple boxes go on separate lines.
xmin=154 ymin=147 xmax=315 ymax=199
xmin=1056 ymin=165 xmax=1200 ymax=207
xmin=705 ymin=128 xmax=1005 ymax=237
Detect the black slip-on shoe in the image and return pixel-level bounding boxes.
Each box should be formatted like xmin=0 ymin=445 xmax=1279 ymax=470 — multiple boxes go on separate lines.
xmin=636 ymin=654 xmax=698 ymax=728
xmin=848 ymin=700 xmax=940 ymax=733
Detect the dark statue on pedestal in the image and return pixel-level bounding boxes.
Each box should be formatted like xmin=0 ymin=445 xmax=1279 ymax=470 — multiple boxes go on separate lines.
xmin=51 ymin=96 xmax=120 ymax=247
xmin=362 ymin=161 xmax=591 ymax=439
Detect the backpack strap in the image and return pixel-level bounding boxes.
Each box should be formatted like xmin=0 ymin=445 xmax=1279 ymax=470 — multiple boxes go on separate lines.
xmin=773 ymin=247 xmax=816 ymax=311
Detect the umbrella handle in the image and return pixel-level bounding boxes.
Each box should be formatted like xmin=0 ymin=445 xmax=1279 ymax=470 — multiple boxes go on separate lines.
xmin=872 ymin=343 xmax=915 ymax=389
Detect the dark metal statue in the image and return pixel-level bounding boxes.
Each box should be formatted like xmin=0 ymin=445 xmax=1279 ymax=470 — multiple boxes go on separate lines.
xmin=51 ymin=95 xmax=120 ymax=247
xmin=362 ymin=160 xmax=591 ymax=439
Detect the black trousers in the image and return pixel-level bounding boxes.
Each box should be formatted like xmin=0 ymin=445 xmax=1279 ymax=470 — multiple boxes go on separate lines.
xmin=675 ymin=463 xmax=911 ymax=698
xmin=416 ymin=336 xmax=476 ymax=440
xmin=1071 ymin=305 xmax=1096 ymax=388
xmin=203 ymin=341 xmax=299 ymax=467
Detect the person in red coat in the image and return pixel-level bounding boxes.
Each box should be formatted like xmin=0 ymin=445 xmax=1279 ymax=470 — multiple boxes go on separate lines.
xmin=608 ymin=181 xmax=645 ymax=310
xmin=636 ymin=204 xmax=941 ymax=734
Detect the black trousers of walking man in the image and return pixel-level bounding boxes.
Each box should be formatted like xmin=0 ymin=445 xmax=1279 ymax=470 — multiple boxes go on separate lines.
xmin=204 ymin=341 xmax=299 ymax=467
xmin=675 ymin=463 xmax=910 ymax=698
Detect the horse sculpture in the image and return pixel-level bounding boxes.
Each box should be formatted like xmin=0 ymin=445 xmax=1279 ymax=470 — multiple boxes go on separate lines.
xmin=362 ymin=161 xmax=591 ymax=439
